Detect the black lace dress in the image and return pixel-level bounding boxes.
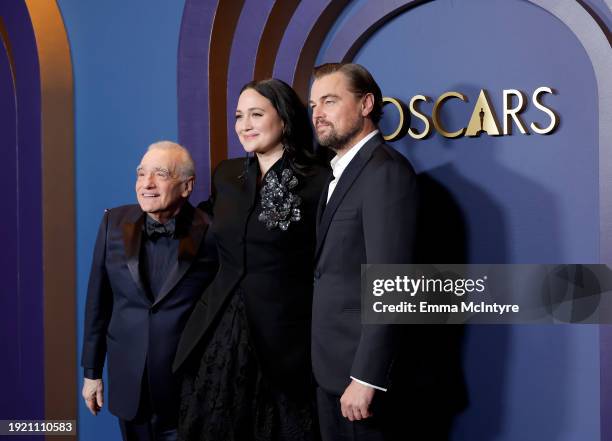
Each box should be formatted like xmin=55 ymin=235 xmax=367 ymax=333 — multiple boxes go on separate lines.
xmin=178 ymin=156 xmax=329 ymax=441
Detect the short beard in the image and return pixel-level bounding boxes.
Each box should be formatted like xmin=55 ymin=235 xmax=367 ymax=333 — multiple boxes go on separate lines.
xmin=317 ymin=119 xmax=363 ymax=151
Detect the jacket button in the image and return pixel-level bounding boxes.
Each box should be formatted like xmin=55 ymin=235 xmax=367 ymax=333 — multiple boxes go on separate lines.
xmin=314 ymin=270 xmax=321 ymax=280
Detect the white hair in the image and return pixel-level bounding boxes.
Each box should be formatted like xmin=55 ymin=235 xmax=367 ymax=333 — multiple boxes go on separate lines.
xmin=147 ymin=141 xmax=195 ymax=179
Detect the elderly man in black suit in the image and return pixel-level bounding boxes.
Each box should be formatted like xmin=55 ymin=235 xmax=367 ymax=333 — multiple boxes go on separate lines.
xmin=309 ymin=63 xmax=465 ymax=441
xmin=81 ymin=141 xmax=217 ymax=441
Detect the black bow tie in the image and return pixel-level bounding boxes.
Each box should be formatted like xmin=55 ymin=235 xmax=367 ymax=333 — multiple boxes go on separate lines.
xmin=145 ymin=217 xmax=176 ymax=240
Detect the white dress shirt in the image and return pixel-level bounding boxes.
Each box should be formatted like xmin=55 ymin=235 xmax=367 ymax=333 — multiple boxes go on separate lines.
xmin=326 ymin=130 xmax=379 ymax=203
xmin=325 ymin=130 xmax=387 ymax=392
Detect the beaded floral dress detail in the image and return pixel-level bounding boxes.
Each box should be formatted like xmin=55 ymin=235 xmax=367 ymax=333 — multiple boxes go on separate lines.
xmin=258 ymin=168 xmax=301 ymax=231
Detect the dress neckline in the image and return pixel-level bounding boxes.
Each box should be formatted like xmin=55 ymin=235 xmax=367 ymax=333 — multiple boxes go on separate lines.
xmin=258 ymin=151 xmax=287 ymax=185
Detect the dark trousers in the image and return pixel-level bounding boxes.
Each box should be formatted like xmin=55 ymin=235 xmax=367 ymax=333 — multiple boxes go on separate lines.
xmin=119 ymin=416 xmax=177 ymax=441
xmin=118 ymin=369 xmax=178 ymax=441
xmin=316 ymin=387 xmax=452 ymax=441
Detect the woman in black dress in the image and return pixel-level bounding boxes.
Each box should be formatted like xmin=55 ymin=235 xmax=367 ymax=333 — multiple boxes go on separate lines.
xmin=174 ymin=79 xmax=329 ymax=441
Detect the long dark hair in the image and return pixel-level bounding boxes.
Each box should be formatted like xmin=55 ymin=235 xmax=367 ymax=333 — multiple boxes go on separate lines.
xmin=239 ymin=78 xmax=320 ymax=174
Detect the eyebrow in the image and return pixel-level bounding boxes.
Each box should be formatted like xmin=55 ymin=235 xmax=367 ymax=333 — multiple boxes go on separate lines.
xmin=309 ymin=94 xmax=341 ymax=104
xmin=136 ymin=166 xmax=171 ymax=174
xmin=235 ymin=107 xmax=265 ymax=113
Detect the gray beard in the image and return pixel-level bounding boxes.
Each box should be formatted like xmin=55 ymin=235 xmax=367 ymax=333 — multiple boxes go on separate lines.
xmin=317 ymin=120 xmax=363 ymax=151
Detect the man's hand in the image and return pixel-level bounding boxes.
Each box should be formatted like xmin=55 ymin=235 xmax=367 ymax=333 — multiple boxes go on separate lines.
xmin=82 ymin=378 xmax=104 ymax=416
xmin=340 ymin=380 xmax=376 ymax=421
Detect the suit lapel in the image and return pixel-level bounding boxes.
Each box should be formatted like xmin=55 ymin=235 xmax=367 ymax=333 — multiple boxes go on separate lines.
xmin=315 ymin=135 xmax=382 ymax=261
xmin=122 ymin=211 xmax=150 ymax=302
xmin=316 ymin=172 xmax=334 ymax=236
xmin=153 ymin=204 xmax=209 ymax=306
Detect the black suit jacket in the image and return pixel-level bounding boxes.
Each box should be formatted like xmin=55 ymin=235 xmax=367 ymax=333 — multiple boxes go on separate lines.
xmin=173 ymin=157 xmax=329 ymax=393
xmin=81 ymin=203 xmax=217 ymax=420
xmin=312 ymin=134 xmax=418 ymax=395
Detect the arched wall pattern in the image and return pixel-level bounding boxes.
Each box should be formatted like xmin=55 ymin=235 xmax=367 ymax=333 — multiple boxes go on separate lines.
xmin=317 ymin=1 xmax=612 ymax=264
xmin=178 ymin=0 xmax=352 ymax=200
xmin=177 ymin=1 xmax=610 ymax=437
xmin=177 ymin=0 xmax=610 ymax=211
xmin=0 ymin=8 xmax=24 ymax=420
xmin=274 ymin=0 xmax=351 ymax=100
xmin=0 ymin=0 xmax=75 ymax=433
xmin=314 ymin=1 xmax=612 ymax=435
xmin=224 ymin=0 xmax=275 ymax=161
xmin=225 ymin=0 xmax=297 ymax=159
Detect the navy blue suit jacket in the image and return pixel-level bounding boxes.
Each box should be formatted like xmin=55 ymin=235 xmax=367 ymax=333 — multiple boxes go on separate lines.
xmin=312 ymin=134 xmax=417 ymax=394
xmin=81 ymin=203 xmax=217 ymax=420
xmin=313 ymin=135 xmax=467 ymax=415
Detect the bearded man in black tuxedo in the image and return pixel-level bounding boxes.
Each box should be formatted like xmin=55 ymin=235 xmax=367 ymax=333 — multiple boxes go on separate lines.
xmin=81 ymin=141 xmax=217 ymax=441
xmin=309 ymin=64 xmax=466 ymax=441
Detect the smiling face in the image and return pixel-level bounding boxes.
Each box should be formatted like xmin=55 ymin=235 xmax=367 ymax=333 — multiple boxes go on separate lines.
xmin=235 ymin=88 xmax=284 ymax=155
xmin=135 ymin=147 xmax=194 ymax=223
xmin=309 ymin=71 xmax=374 ymax=153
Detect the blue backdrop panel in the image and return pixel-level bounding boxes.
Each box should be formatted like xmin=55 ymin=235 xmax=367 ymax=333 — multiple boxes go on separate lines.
xmin=319 ymin=0 xmax=601 ymax=439
xmin=56 ymin=1 xmax=186 ymax=439
xmin=56 ymin=0 xmax=608 ymax=439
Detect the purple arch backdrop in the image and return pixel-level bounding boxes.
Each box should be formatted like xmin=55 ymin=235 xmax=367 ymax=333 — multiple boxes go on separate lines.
xmin=225 ymin=0 xmax=277 ymax=159
xmin=0 ymin=2 xmax=44 ymax=432
xmin=176 ymin=1 xmax=611 ymax=440
xmin=0 ymin=2 xmax=75 ymax=439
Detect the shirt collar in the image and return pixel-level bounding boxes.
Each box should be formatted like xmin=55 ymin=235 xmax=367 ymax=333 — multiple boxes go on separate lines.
xmin=330 ymin=130 xmax=379 ymax=179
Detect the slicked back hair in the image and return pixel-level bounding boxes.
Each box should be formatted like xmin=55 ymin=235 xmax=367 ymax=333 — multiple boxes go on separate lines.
xmin=312 ymin=63 xmax=383 ymax=124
